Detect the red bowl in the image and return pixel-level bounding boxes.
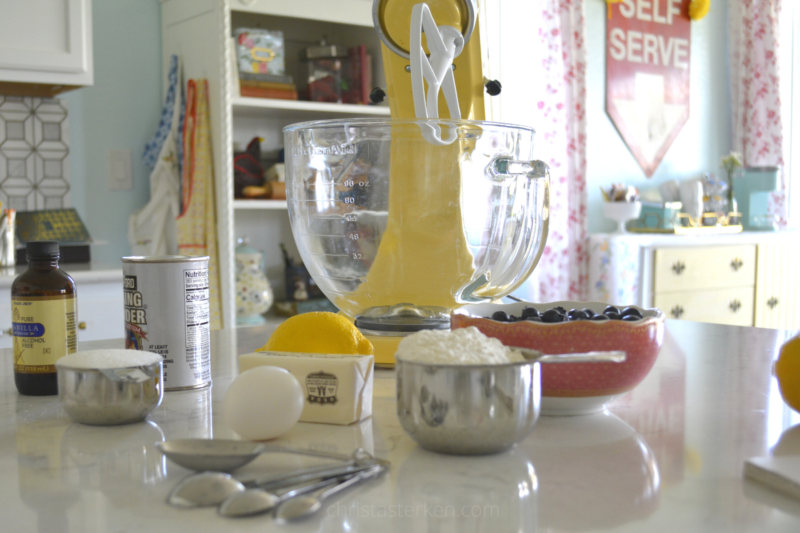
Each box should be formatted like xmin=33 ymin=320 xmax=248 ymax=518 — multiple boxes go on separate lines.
xmin=452 ymin=301 xmax=665 ymax=414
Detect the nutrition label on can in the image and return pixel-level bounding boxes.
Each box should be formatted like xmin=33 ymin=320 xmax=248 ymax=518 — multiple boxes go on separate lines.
xmin=184 ymin=269 xmax=211 ymax=382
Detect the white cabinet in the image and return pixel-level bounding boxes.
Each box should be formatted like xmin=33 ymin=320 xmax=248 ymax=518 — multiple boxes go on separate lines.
xmin=161 ymin=0 xmax=388 ymax=326
xmin=0 ymin=271 xmax=123 ymax=349
xmin=0 ymin=0 xmax=93 ymax=96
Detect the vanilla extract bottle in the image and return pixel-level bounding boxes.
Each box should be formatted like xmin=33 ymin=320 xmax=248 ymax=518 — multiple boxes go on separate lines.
xmin=12 ymin=241 xmax=77 ymax=395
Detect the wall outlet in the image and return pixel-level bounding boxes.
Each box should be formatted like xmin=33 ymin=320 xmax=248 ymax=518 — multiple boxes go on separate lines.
xmin=108 ymin=149 xmax=133 ymax=191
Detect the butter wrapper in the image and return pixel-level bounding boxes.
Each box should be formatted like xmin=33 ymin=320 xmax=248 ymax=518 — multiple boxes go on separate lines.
xmin=238 ymin=351 xmax=373 ymax=425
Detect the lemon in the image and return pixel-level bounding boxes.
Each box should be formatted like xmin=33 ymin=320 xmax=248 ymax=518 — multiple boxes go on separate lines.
xmin=258 ymin=312 xmax=373 ymax=355
xmin=689 ymin=0 xmax=710 ymax=21
xmin=775 ymin=334 xmax=800 ymax=413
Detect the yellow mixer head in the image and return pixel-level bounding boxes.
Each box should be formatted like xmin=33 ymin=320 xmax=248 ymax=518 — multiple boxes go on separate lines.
xmin=373 ymin=0 xmax=488 ymax=120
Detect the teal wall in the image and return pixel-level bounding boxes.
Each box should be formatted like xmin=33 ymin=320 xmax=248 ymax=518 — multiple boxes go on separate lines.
xmin=585 ymin=1 xmax=731 ymax=233
xmin=60 ymin=0 xmax=731 ymax=261
xmin=63 ymin=0 xmax=162 ymax=264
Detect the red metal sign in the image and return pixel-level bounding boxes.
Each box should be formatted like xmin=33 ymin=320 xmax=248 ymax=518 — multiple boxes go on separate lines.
xmin=606 ymin=0 xmax=691 ymax=177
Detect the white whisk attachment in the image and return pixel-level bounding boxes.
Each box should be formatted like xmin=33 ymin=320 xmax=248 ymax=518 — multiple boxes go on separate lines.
xmin=410 ymin=3 xmax=464 ymax=145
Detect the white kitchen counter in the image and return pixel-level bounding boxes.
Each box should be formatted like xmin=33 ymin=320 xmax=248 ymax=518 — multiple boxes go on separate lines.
xmin=0 ymin=261 xmax=123 ymax=288
xmin=1 ymin=322 xmax=800 ymax=532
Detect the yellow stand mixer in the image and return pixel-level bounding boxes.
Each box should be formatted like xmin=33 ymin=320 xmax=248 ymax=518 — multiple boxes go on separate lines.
xmin=283 ymin=0 xmax=550 ymax=365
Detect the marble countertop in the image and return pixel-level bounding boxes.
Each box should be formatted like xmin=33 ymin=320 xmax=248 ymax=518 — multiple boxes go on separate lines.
xmin=2 ymin=321 xmax=800 ymax=532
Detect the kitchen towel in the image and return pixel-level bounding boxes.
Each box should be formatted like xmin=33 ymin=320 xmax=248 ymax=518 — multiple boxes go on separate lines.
xmin=129 ymin=54 xmax=183 ymax=256
xmin=177 ymin=79 xmax=222 ymax=330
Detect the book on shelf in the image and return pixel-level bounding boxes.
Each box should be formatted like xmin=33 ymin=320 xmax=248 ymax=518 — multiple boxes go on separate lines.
xmin=234 ymin=28 xmax=286 ymax=76
xmin=239 ymin=72 xmax=294 ymax=85
xmin=343 ymin=45 xmax=372 ymax=105
xmin=240 ymin=85 xmax=298 ymax=100
xmin=240 ymin=79 xmax=296 ymax=91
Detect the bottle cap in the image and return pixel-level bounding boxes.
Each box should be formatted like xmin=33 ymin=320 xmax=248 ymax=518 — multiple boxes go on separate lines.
xmin=26 ymin=240 xmax=60 ymax=258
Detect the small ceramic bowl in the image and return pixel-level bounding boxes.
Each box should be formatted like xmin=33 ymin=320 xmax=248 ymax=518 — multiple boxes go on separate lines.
xmin=452 ymin=301 xmax=665 ymax=415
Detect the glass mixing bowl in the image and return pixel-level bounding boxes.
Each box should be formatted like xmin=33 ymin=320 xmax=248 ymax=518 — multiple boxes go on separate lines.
xmin=283 ymin=118 xmax=549 ymax=332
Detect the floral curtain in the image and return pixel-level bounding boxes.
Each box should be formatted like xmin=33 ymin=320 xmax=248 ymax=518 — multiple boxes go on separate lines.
xmin=729 ymin=0 xmax=788 ymax=228
xmin=517 ymin=0 xmax=588 ymax=302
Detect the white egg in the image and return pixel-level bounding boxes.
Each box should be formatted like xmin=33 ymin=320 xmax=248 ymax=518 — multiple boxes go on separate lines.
xmin=223 ymin=366 xmax=304 ymax=440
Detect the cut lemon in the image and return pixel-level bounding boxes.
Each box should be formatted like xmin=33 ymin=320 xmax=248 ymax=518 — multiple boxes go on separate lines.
xmin=258 ymin=312 xmax=373 ymax=355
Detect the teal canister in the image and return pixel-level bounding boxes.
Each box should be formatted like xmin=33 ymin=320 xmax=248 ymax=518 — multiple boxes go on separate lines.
xmin=732 ymin=166 xmax=779 ymax=231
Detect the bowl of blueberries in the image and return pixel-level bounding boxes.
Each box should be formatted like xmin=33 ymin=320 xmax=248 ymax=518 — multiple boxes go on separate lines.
xmin=451 ymin=301 xmax=665 ymax=415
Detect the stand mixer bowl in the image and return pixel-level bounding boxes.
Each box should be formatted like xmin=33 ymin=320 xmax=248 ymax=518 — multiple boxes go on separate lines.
xmin=283 ymin=118 xmax=549 ymax=333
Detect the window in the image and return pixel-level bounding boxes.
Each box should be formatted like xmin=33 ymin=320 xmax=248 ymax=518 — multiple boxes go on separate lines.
xmin=780 ymin=1 xmax=799 ymax=227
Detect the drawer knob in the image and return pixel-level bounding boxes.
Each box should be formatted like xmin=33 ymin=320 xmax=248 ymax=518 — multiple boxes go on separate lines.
xmin=767 ymin=297 xmax=779 ymax=309
xmin=730 ymin=299 xmax=742 ymax=312
xmin=671 ymin=306 xmax=684 ymax=319
xmin=78 ymin=322 xmax=87 ymax=330
xmin=672 ymin=261 xmax=686 ymax=275
xmin=730 ymin=258 xmax=744 ymax=271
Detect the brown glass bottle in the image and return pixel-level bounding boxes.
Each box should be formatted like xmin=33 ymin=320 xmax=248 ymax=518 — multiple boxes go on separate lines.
xmin=12 ymin=241 xmax=77 ymax=395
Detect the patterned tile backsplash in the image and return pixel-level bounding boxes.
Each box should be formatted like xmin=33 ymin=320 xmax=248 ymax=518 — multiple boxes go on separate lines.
xmin=0 ymin=96 xmax=70 ymax=211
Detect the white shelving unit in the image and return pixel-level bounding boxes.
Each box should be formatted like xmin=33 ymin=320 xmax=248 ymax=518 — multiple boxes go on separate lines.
xmin=161 ymin=0 xmax=386 ymax=326
xmin=233 ymin=199 xmax=287 ymax=210
xmin=232 ymin=97 xmax=391 ymax=120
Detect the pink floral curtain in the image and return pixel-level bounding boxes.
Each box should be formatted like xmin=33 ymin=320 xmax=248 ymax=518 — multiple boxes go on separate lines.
xmin=729 ymin=0 xmax=788 ymax=227
xmin=521 ymin=0 xmax=588 ymax=302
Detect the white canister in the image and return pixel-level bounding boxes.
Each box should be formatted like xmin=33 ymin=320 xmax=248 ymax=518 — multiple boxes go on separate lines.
xmin=235 ymin=238 xmax=274 ymax=326
xmin=122 ymin=256 xmax=211 ymax=391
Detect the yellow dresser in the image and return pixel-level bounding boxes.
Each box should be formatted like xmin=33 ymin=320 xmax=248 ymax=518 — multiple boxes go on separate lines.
xmin=588 ymin=232 xmax=799 ymax=329
xmin=653 ymin=245 xmax=756 ymax=326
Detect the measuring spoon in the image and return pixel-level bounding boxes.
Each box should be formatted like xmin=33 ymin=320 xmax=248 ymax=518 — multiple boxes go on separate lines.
xmin=516 ymin=348 xmax=626 ymax=364
xmin=168 ymin=472 xmax=246 ymax=508
xmin=157 ymin=439 xmax=362 ymax=472
xmin=218 ymin=475 xmax=343 ymax=518
xmin=166 ymin=449 xmax=381 ymax=508
xmin=273 ymin=464 xmax=388 ymax=524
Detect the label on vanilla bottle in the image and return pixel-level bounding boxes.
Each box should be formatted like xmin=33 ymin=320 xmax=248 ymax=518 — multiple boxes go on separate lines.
xmin=12 ymin=295 xmax=77 ymax=373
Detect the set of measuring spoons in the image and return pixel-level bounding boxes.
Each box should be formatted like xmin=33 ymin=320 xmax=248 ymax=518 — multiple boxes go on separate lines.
xmin=157 ymin=439 xmax=389 ymax=522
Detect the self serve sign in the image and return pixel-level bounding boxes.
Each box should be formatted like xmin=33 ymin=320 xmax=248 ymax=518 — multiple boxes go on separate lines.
xmin=606 ymin=0 xmax=691 ymax=177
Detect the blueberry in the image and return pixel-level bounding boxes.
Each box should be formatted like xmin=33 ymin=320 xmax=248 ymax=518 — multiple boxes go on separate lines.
xmin=552 ymin=306 xmax=567 ymax=314
xmin=541 ymin=309 xmax=565 ymax=323
xmin=526 ymin=316 xmax=542 ymax=322
xmin=567 ymin=309 xmax=589 ymax=320
xmin=491 ymin=311 xmax=510 ymax=322
xmin=621 ymin=307 xmax=643 ymax=318
xmin=605 ymin=312 xmax=622 ymax=320
xmin=590 ymin=314 xmax=610 ymax=321
xmin=521 ymin=306 xmax=540 ymax=319
xmin=622 ymin=314 xmax=641 ymax=322
xmin=581 ymin=308 xmax=596 ymax=317
xmin=603 ymin=305 xmax=620 ymax=315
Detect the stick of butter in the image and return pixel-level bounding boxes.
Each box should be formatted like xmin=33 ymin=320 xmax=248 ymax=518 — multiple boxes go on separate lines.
xmin=238 ymin=351 xmax=374 ymax=425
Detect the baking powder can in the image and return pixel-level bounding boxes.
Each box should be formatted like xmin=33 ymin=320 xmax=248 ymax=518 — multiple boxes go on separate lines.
xmin=122 ymin=256 xmax=211 ymax=391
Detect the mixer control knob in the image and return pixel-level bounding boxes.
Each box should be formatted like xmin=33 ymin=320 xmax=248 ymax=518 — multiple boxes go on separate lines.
xmin=485 ymin=79 xmax=502 ymax=96
xmin=369 ymin=87 xmax=386 ymax=104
